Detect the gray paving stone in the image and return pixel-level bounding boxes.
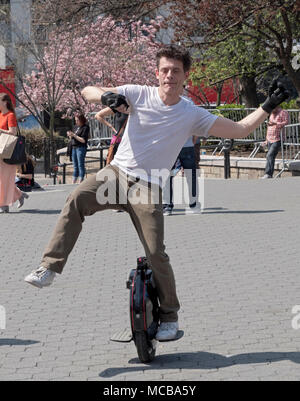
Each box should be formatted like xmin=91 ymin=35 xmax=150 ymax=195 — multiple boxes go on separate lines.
xmin=1 ymin=178 xmax=300 ymax=380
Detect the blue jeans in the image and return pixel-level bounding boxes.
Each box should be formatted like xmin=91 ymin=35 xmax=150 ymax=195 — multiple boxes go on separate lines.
xmin=72 ymin=147 xmax=87 ymax=180
xmin=164 ymin=146 xmax=197 ymax=209
xmin=265 ymin=141 xmax=281 ymax=177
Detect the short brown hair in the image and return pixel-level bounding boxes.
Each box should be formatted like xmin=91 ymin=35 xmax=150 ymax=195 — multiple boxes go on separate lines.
xmin=156 ymin=45 xmax=192 ymax=72
xmin=76 ymin=114 xmax=87 ymax=125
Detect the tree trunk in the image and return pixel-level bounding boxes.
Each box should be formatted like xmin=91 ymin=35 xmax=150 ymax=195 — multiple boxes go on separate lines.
xmin=239 ymin=74 xmax=260 ymax=108
xmin=280 ymin=58 xmax=300 ymax=96
xmin=216 ymin=83 xmax=223 ymax=106
xmin=49 ymin=109 xmax=56 ymax=168
xmin=233 ymin=77 xmax=242 ymax=104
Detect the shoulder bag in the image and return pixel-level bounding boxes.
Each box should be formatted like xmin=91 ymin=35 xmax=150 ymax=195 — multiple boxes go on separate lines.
xmin=3 ymin=124 xmax=27 ymax=165
xmin=0 ymin=133 xmax=18 ymax=159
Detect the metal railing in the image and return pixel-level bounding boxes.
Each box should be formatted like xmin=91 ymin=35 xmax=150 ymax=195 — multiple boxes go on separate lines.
xmin=208 ymin=108 xmax=300 ymax=125
xmin=42 ymin=137 xmax=67 ymax=176
xmin=206 ymin=108 xmax=300 ymax=157
xmin=52 ymin=152 xmax=107 ymax=184
xmin=210 ymin=108 xmax=267 ymax=158
xmin=275 ymin=123 xmax=300 ymax=178
xmin=88 ymin=113 xmax=114 ymax=141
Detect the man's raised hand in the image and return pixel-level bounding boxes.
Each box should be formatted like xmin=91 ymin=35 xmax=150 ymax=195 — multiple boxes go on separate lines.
xmin=262 ymin=79 xmax=290 ymax=114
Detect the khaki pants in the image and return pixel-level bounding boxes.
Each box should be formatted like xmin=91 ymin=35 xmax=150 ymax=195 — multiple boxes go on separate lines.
xmin=41 ymin=165 xmax=180 ymax=322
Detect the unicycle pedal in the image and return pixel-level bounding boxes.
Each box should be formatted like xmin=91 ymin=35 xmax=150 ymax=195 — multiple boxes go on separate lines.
xmin=110 ymin=328 xmax=133 ymax=343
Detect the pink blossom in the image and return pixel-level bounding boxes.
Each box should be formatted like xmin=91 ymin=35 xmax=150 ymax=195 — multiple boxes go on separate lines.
xmin=19 ymin=16 xmax=162 ymax=115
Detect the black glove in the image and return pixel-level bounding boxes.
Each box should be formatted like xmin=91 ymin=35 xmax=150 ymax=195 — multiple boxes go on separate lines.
xmin=101 ymin=91 xmax=129 ymax=110
xmin=262 ymin=79 xmax=290 ymax=114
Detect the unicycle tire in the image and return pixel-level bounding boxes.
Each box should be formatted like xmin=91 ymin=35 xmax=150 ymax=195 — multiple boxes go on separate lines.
xmin=135 ymin=332 xmax=156 ymax=363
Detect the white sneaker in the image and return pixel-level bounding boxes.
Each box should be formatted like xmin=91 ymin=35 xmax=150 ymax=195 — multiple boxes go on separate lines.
xmin=156 ymin=321 xmax=179 ymax=341
xmin=261 ymin=174 xmax=272 ymax=179
xmin=185 ymin=203 xmax=202 ymax=214
xmin=163 ymin=206 xmax=173 ymax=216
xmin=24 ymin=266 xmax=56 ymax=288
xmin=17 ymin=192 xmax=29 ymax=208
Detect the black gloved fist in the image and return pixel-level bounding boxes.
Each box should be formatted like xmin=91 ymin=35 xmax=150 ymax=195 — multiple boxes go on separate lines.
xmin=262 ymin=79 xmax=290 ymax=114
xmin=101 ymin=91 xmax=129 ymax=110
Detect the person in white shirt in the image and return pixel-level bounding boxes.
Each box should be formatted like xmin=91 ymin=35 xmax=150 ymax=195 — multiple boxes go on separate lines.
xmin=24 ymin=45 xmax=289 ymax=341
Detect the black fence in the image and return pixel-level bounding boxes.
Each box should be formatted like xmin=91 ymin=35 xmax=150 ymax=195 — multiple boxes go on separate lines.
xmin=43 ymin=138 xmax=67 ymax=176
xmin=25 ymin=137 xmax=67 ymax=177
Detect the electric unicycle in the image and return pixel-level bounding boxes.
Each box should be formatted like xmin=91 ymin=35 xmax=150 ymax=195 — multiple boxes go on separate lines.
xmin=110 ymin=257 xmax=184 ymax=363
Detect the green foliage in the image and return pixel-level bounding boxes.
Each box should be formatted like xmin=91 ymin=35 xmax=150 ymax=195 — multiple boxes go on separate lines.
xmin=280 ymin=99 xmax=300 ymax=110
xmin=213 ymin=104 xmax=247 ymax=120
xmin=190 ymin=28 xmax=279 ymax=108
xmin=20 ymin=128 xmax=67 ymax=159
xmin=191 ymin=32 xmax=277 ymax=89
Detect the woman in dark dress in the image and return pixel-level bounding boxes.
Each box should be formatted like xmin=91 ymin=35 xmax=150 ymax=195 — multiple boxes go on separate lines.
xmin=16 ymin=153 xmax=36 ymax=191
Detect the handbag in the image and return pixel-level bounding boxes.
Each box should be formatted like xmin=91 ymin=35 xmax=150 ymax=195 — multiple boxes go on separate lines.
xmin=106 ymin=116 xmax=128 ymax=165
xmin=0 ymin=132 xmax=18 ymax=159
xmin=3 ymin=125 xmax=27 ymax=165
xmin=16 ymin=181 xmax=32 ymax=192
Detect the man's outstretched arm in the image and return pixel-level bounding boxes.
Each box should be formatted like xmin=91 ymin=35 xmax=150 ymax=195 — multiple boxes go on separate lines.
xmin=81 ymin=86 xmax=118 ymax=104
xmin=209 ymin=107 xmax=268 ymax=139
xmin=81 ymin=86 xmax=130 ymax=113
xmin=209 ymin=79 xmax=289 ymax=139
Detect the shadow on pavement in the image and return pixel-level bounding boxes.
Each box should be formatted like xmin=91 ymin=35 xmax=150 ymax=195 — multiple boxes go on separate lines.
xmin=99 ymin=350 xmax=300 ymax=377
xmin=171 ymin=207 xmax=284 ymax=215
xmin=0 ymin=339 xmax=39 ymax=346
xmin=202 ymin=209 xmax=285 ymax=215
xmin=18 ymin=209 xmax=61 ymax=215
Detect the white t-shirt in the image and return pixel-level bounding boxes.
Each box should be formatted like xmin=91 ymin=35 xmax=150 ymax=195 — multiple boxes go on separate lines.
xmin=183 ymin=136 xmax=194 ymax=147
xmin=111 ymin=85 xmax=217 ymax=185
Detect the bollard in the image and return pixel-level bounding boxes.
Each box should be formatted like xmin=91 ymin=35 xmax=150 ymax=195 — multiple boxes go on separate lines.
xmin=224 ymin=149 xmax=230 ymax=179
xmin=223 ymin=139 xmax=234 ymax=179
xmin=62 ymin=163 xmax=66 ymax=184
xmin=100 ymin=148 xmax=105 ymax=169
xmin=52 ymin=165 xmax=58 ymax=185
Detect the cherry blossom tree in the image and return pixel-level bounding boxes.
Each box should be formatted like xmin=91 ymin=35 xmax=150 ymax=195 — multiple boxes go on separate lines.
xmin=32 ymin=0 xmax=163 ymax=25
xmin=19 ymin=16 xmax=160 ymax=114
xmin=15 ymin=15 xmax=160 ymax=165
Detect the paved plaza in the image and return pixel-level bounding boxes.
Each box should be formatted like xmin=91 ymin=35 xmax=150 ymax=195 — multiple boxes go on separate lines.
xmin=1 ymin=175 xmax=300 ymax=381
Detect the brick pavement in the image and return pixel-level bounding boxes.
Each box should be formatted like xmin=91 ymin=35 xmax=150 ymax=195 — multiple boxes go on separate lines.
xmin=1 ymin=176 xmax=300 ymax=381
